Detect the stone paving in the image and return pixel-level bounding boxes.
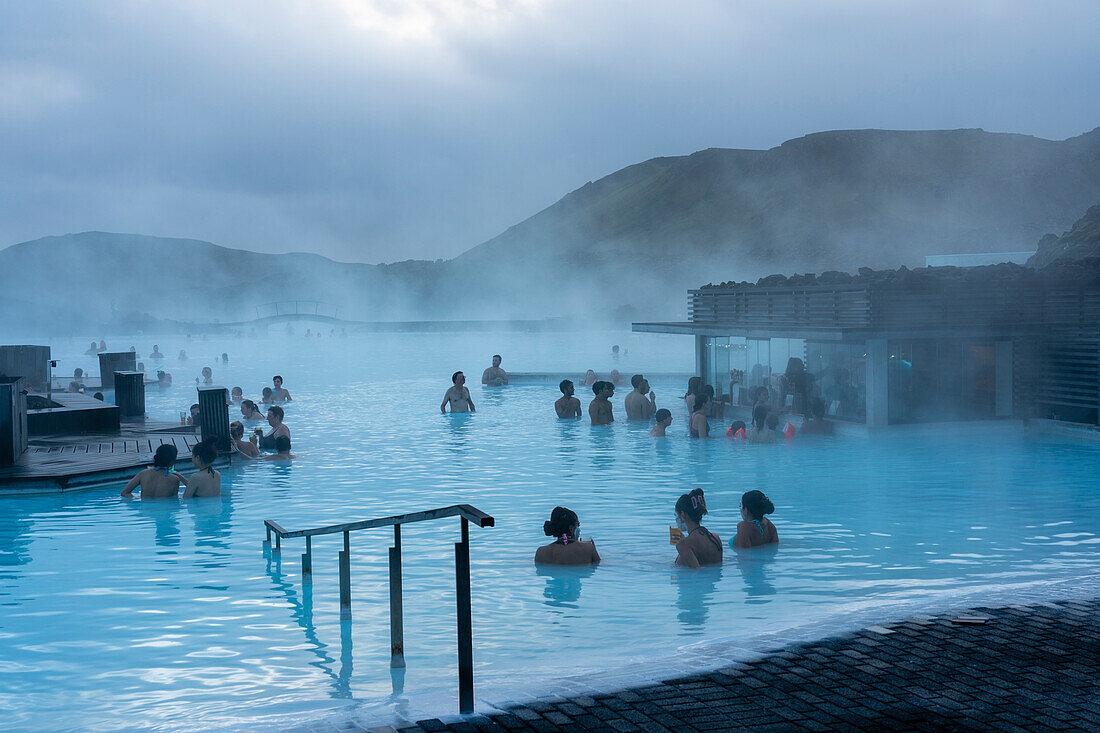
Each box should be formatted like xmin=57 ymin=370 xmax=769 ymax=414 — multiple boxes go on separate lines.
xmin=380 ymin=598 xmax=1100 ymax=732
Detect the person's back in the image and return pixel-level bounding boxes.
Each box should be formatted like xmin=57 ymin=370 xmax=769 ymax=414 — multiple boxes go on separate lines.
xmin=732 ymin=490 xmax=779 ymax=549
xmin=535 ymin=506 xmax=600 ymax=566
xmin=673 ymin=489 xmax=722 ymax=568
xmin=184 ymin=467 xmax=221 ymax=497
xmin=122 ymin=445 xmax=184 ymax=499
xmin=624 ymin=374 xmax=656 ymax=420
xmin=800 ymin=399 xmax=834 ymax=435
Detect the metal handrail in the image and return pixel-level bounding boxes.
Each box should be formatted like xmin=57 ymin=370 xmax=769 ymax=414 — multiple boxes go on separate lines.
xmin=262 ymin=504 xmax=495 ymax=714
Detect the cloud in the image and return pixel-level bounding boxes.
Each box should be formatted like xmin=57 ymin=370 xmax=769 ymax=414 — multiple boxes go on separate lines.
xmin=0 ymin=0 xmax=1098 ymax=262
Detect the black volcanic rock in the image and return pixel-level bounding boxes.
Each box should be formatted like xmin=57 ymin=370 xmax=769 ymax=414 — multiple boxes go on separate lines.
xmin=1028 ymin=204 xmax=1100 ymax=267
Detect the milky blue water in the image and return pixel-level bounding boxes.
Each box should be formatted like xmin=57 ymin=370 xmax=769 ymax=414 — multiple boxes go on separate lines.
xmin=2 ymin=331 xmax=1099 ymax=732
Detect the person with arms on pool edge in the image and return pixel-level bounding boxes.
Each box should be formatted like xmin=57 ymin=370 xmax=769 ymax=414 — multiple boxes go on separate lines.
xmin=121 ymin=444 xmax=188 ymax=498
xmin=482 ymin=355 xmax=508 ymax=386
xmin=589 ymin=381 xmax=614 ymax=425
xmin=624 ymin=373 xmax=657 ymax=420
xmin=555 ymin=379 xmax=582 ymax=418
xmin=441 ymin=371 xmax=475 ymax=413
xmin=535 ymin=506 xmax=600 ymax=565
xmin=673 ymin=488 xmax=722 ymax=568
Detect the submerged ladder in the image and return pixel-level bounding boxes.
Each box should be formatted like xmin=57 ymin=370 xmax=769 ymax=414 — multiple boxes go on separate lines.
xmin=263 ymin=504 xmax=495 ymax=713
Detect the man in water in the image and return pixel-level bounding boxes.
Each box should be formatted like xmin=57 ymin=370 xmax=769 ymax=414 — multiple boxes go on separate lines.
xmin=67 ymin=368 xmax=85 ymax=393
xmin=272 ymin=375 xmax=292 ymax=401
xmin=555 ymin=379 xmax=582 ymax=418
xmin=650 ymin=408 xmax=673 ymax=436
xmin=260 ymin=405 xmax=291 ymax=449
xmin=441 ymin=371 xmax=476 ymax=413
xmin=589 ymin=381 xmax=614 ymax=425
xmin=482 ymin=355 xmax=508 ymax=386
xmin=624 ymin=374 xmax=657 ymax=420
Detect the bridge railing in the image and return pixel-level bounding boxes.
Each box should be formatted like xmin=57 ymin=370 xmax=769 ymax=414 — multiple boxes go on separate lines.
xmin=254 ymin=301 xmax=339 ymax=320
xmin=263 ymin=504 xmax=495 ymax=714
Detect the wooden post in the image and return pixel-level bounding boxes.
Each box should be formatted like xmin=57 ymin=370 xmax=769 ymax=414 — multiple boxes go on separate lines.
xmin=0 ymin=345 xmax=50 ymax=392
xmin=339 ymin=531 xmax=352 ymax=620
xmin=389 ymin=524 xmax=405 ymax=668
xmin=97 ymin=352 xmax=136 ymax=390
xmin=302 ymin=535 xmax=312 ymax=583
xmin=455 ymin=517 xmax=473 ymax=713
xmin=113 ymin=371 xmax=145 ymax=417
xmin=0 ymin=377 xmax=27 ymax=467
xmin=197 ymin=386 xmax=231 ymax=451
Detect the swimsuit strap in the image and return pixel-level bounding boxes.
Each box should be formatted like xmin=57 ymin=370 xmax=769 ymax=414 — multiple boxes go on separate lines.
xmin=752 ymin=519 xmax=765 ymax=535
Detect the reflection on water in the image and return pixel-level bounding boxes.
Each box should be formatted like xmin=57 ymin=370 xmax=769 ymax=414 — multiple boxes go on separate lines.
xmin=537 ymin=564 xmax=597 ymax=608
xmin=733 ymin=544 xmax=779 ymax=600
xmin=672 ymin=565 xmax=723 ymax=629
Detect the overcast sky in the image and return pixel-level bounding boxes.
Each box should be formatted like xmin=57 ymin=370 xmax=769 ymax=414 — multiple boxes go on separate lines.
xmin=1 ymin=1 xmax=1098 ymax=263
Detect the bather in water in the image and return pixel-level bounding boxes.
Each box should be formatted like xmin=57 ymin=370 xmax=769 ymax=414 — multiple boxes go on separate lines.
xmin=535 ymin=506 xmax=600 ymax=566
xmin=731 ymin=490 xmax=779 ymax=549
xmin=121 ymin=444 xmax=187 ymax=499
xmin=673 ymin=489 xmax=722 ymax=568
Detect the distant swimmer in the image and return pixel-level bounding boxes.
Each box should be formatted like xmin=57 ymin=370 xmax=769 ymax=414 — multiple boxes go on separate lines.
xmin=260 ymin=405 xmax=290 ymax=449
xmin=261 ymin=387 xmax=275 ymax=405
xmin=157 ymin=370 xmax=172 ymax=387
xmin=581 ymin=369 xmax=598 ymax=386
xmin=441 ymin=371 xmax=476 ymax=413
xmin=624 ymin=374 xmax=657 ymax=420
xmin=67 ymin=368 xmax=85 ymax=393
xmin=611 ymin=344 xmax=620 ymax=359
xmin=609 ymin=369 xmax=624 ymax=386
xmin=535 ymin=506 xmax=600 ymax=566
xmin=99 ymin=339 xmax=106 ymax=351
xmin=261 ymin=435 xmax=296 ymax=461
xmin=230 ymin=386 xmax=244 ymax=403
xmin=84 ymin=341 xmax=98 ymax=355
xmin=747 ymin=405 xmax=776 ymax=444
xmin=240 ymin=399 xmax=264 ymax=420
xmin=149 ymin=345 xmax=165 ymax=360
xmin=230 ymin=420 xmax=260 ymax=459
xmin=482 ymin=355 xmax=508 ymax=386
xmin=589 ymin=381 xmax=615 ymax=426
xmin=178 ymin=350 xmax=188 ymax=361
xmin=201 ymin=366 xmax=213 ymax=384
xmin=183 ymin=437 xmax=221 ymax=497
xmin=555 ymin=379 xmax=582 ymax=418
xmin=121 ymin=444 xmax=187 ymax=499
xmin=272 ymin=375 xmax=292 ymax=402
xmin=690 ymin=392 xmax=711 ymax=438
xmin=650 ymin=408 xmax=673 ymax=436
xmin=186 ymin=403 xmax=200 ymax=425
xmin=799 ymin=399 xmax=834 ymax=435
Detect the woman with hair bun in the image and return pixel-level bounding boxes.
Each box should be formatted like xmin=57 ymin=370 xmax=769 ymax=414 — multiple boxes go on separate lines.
xmin=732 ymin=490 xmax=778 ymax=549
xmin=183 ymin=437 xmax=221 ymax=498
xmin=535 ymin=506 xmax=600 ymax=566
xmin=673 ymin=489 xmax=722 ymax=568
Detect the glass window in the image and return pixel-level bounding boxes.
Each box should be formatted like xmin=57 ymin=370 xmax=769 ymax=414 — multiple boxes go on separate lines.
xmin=805 ymin=342 xmax=867 ymax=422
xmin=888 ymin=340 xmax=995 ymax=423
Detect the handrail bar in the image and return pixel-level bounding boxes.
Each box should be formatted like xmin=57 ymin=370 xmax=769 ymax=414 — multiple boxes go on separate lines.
xmin=264 ymin=504 xmax=493 ymax=539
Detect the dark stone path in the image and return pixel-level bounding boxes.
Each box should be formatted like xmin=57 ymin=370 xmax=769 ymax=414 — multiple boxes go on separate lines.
xmin=396 ymin=599 xmax=1100 ymax=732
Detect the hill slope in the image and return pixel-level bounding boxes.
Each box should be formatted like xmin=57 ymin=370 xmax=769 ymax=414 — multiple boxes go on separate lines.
xmin=1028 ymin=204 xmax=1100 ymax=267
xmin=4 ymin=127 xmax=1100 ymax=328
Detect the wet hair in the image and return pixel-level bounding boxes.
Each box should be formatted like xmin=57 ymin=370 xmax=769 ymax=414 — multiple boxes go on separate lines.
xmin=273 ymin=375 xmax=283 ymax=384
xmin=202 ymin=366 xmax=212 ymax=376
xmin=190 ymin=403 xmax=200 ymax=413
xmin=152 ymin=443 xmax=178 ymax=468
xmin=229 ymin=420 xmax=245 ymax=439
xmin=655 ymin=408 xmax=672 ymax=423
xmin=675 ymin=488 xmax=708 ymax=524
xmin=452 ymin=371 xmax=463 ymax=384
xmin=730 ymin=420 xmax=747 ymax=434
xmin=192 ymin=436 xmax=218 ymax=466
xmin=752 ymin=404 xmax=768 ymax=430
xmin=766 ymin=413 xmax=779 ymax=430
xmin=92 ymin=392 xmax=104 ymax=401
xmin=262 ymin=387 xmax=273 ymax=397
xmin=231 ymin=386 xmax=243 ymax=396
xmin=267 ymin=405 xmax=284 ymax=421
xmin=592 ymin=380 xmax=612 ymax=395
xmin=74 ymin=368 xmax=84 ymax=378
xmin=543 ymin=506 xmax=579 ymax=540
xmin=703 ymin=384 xmax=715 ymax=399
xmin=559 ymin=379 xmax=573 ymax=394
xmin=492 ymin=354 xmax=501 ymax=361
xmin=241 ymin=399 xmax=259 ymax=414
xmin=741 ymin=490 xmax=775 ymax=520
xmin=693 ymin=392 xmax=710 ymax=414
xmin=631 ymin=373 xmax=644 ymax=389
xmin=684 ymin=376 xmax=702 ymax=398
xmin=274 ymin=435 xmax=291 ymax=452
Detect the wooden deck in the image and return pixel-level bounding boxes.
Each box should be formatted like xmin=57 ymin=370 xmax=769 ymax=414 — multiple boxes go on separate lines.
xmin=0 ymin=423 xmax=217 ymax=494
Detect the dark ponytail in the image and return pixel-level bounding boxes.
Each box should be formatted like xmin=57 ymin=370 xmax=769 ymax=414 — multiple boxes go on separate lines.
xmin=675 ymin=488 xmax=708 ymax=524
xmin=741 ymin=490 xmax=775 ymax=520
xmin=192 ymin=436 xmax=218 ymax=467
xmin=543 ymin=506 xmax=579 ymax=541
